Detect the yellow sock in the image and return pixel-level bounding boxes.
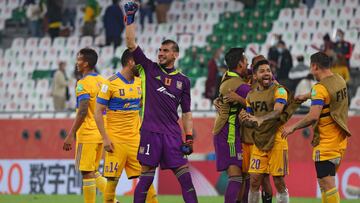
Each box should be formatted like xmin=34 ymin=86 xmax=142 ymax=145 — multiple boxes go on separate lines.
xmin=146 ymin=184 xmax=158 ymax=203
xmin=325 ymin=187 xmax=340 ymax=203
xmin=321 ymin=191 xmax=326 ymax=203
xmin=95 ymin=171 xmax=107 ymax=194
xmin=83 ymin=178 xmax=96 ymax=203
xmin=104 ymin=178 xmax=118 ymax=203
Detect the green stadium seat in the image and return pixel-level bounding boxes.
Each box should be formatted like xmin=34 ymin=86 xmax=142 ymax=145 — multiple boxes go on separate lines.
xmin=264 ymin=10 xmax=280 ymax=20
xmin=235 ymin=10 xmax=250 ymax=22
xmin=256 ymin=0 xmax=269 ymax=9
xmin=251 ymin=10 xmax=264 ymax=20
xmin=258 ymin=21 xmax=273 ymax=32
xmin=253 ymin=33 xmax=267 ymax=43
xmin=285 ymin=0 xmax=300 ymax=8
xmin=213 ymin=21 xmax=229 ymax=34
xmin=220 ymin=11 xmax=235 ymax=22
xmin=270 ymin=0 xmax=285 ymax=9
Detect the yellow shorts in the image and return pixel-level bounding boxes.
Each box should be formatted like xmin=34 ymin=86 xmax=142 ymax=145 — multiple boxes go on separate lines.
xmin=104 ymin=142 xmax=141 ymax=179
xmin=242 ymin=143 xmax=253 ymax=173
xmin=75 ymin=142 xmax=103 ymax=172
xmin=248 ymin=144 xmax=289 ymax=176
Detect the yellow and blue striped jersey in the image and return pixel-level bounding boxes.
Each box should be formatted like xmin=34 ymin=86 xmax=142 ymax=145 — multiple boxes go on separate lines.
xmin=311 ymin=83 xmax=348 ymax=161
xmin=76 ymin=73 xmax=106 ymax=143
xmin=97 ymin=72 xmax=142 ymax=144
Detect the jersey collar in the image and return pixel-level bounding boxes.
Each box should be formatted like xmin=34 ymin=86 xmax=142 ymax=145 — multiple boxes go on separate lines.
xmin=82 ymin=72 xmax=98 ymax=79
xmin=116 ymin=72 xmax=134 ymax=84
xmin=158 ymin=65 xmax=180 ymax=75
xmin=226 ymin=71 xmax=240 ymax=77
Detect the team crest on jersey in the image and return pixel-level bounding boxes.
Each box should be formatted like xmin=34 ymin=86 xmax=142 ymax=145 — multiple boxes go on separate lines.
xmin=129 ymin=87 xmax=133 ymax=92
xmin=176 ymin=81 xmax=183 ymax=90
xmin=76 ymin=84 xmax=84 ymax=92
xmin=165 ymin=78 xmax=172 ymax=86
xmin=139 ymin=147 xmax=145 ymax=154
xmin=237 ymin=153 xmax=243 ymax=160
xmin=119 ymin=89 xmax=125 ymax=96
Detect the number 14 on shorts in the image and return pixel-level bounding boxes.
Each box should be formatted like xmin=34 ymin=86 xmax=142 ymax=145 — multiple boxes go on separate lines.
xmin=105 ymin=162 xmax=119 ymax=173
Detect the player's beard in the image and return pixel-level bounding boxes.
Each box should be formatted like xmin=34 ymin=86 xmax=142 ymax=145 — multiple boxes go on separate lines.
xmin=259 ymin=75 xmax=273 ymax=88
xmin=131 ymin=67 xmax=140 ymax=77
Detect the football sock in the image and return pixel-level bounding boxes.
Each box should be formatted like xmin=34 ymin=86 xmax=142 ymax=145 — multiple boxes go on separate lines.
xmin=248 ymin=191 xmax=260 ymax=203
xmin=276 ymin=188 xmax=289 ymax=203
xmin=325 ymin=187 xmax=340 ymax=203
xmin=104 ymin=178 xmax=119 ymax=203
xmin=174 ymin=167 xmax=198 ymax=203
xmin=225 ymin=176 xmax=242 ymax=203
xmin=83 ymin=178 xmax=96 ymax=203
xmin=146 ymin=184 xmax=159 ymax=203
xmin=321 ymin=190 xmax=326 ymax=203
xmin=261 ymin=190 xmax=272 ymax=203
xmin=134 ymin=170 xmax=155 ymax=203
xmin=94 ymin=171 xmax=107 ymax=193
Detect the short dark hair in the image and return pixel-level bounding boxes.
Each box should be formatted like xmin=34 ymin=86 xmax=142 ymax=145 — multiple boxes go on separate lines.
xmin=310 ymin=52 xmax=331 ymax=69
xmin=253 ymin=59 xmax=270 ymax=72
xmin=297 ymin=55 xmax=304 ymax=62
xmin=121 ymin=49 xmax=133 ymax=66
xmin=161 ymin=39 xmax=179 ymax=52
xmin=251 ymin=55 xmax=266 ymax=67
xmin=224 ymin=47 xmax=245 ymax=71
xmin=78 ymin=48 xmax=98 ymax=69
xmin=278 ymin=40 xmax=286 ymax=46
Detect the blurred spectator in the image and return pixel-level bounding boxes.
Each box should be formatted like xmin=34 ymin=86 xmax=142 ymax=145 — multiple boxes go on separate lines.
xmin=205 ymin=47 xmax=223 ymax=100
xmin=334 ymin=29 xmax=353 ymax=69
xmin=82 ymin=0 xmax=100 ymax=37
xmin=275 ymin=41 xmax=294 ymax=92
xmin=311 ymin=33 xmax=334 ymax=55
xmin=331 ymin=56 xmax=350 ymax=84
xmin=295 ymin=74 xmax=316 ymax=108
xmin=25 ymin=0 xmax=47 ymax=37
xmin=289 ymin=55 xmax=310 ymax=81
xmin=268 ymin=34 xmax=282 ymax=72
xmin=47 ymin=0 xmax=63 ymax=39
xmin=52 ymin=61 xmax=69 ymax=111
xmin=303 ymin=0 xmax=315 ymax=8
xmin=140 ymin=0 xmax=155 ymax=31
xmin=62 ymin=0 xmax=77 ymax=32
xmin=103 ymin=0 xmax=124 ymax=49
xmin=155 ymin=0 xmax=173 ymax=23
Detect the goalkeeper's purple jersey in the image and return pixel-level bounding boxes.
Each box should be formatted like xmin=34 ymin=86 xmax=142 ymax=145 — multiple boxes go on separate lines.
xmin=132 ymin=47 xmax=191 ymax=135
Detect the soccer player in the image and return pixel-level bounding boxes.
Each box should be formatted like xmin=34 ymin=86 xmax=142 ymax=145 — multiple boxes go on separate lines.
xmin=212 ymin=48 xmax=251 ymax=203
xmin=241 ymin=59 xmax=290 ymax=203
xmin=63 ymin=48 xmax=108 ymax=203
xmin=124 ymin=2 xmax=198 ymax=203
xmin=223 ymin=55 xmax=274 ymax=203
xmin=94 ymin=49 xmax=158 ymax=203
xmin=282 ymin=52 xmax=351 ymax=203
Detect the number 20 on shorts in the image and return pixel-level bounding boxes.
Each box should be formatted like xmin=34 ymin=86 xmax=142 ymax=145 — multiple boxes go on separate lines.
xmin=251 ymin=159 xmax=260 ymax=169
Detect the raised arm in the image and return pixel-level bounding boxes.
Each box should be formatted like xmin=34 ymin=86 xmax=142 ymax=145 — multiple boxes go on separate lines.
xmin=124 ymin=2 xmax=138 ymax=51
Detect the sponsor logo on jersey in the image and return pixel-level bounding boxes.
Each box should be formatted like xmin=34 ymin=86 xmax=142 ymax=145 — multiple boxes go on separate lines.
xmin=176 ymin=81 xmax=183 ymax=90
xmin=157 ymin=86 xmax=175 ymax=99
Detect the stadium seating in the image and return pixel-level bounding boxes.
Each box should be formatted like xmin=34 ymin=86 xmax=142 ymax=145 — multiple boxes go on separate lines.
xmin=1 ymin=0 xmax=360 ymax=113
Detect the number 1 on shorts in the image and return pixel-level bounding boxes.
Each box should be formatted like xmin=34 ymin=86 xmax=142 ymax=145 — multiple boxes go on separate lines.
xmin=145 ymin=144 xmax=150 ymax=155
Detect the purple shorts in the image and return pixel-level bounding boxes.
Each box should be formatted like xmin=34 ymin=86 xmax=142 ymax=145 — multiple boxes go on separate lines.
xmin=213 ymin=123 xmax=242 ymax=171
xmin=137 ymin=129 xmax=187 ymax=170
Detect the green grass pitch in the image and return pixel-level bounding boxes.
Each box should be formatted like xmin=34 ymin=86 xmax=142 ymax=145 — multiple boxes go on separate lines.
xmin=0 ymin=195 xmax=359 ymax=203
